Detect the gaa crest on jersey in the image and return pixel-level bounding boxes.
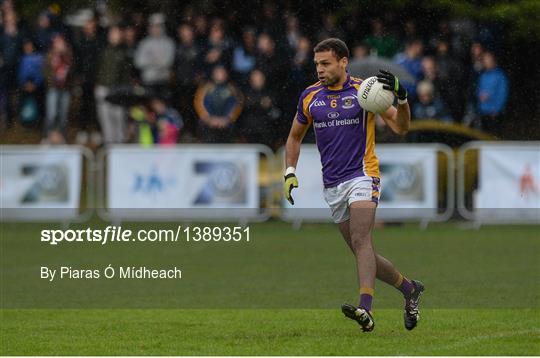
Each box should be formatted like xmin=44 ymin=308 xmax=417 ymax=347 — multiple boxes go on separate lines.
xmin=342 ymin=96 xmax=355 ymax=109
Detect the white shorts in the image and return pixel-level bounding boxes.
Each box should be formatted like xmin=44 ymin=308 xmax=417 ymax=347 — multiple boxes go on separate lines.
xmin=323 ymin=176 xmax=381 ymax=223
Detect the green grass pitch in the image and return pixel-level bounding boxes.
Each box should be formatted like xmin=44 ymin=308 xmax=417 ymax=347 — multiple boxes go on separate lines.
xmin=1 ymin=221 xmax=539 ymax=355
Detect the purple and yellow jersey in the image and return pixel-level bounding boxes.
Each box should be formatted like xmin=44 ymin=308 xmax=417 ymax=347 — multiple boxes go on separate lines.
xmin=296 ymin=75 xmax=380 ymax=188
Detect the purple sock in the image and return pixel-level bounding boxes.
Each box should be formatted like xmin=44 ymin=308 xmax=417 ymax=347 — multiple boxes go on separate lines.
xmin=397 ymin=277 xmax=415 ymax=298
xmin=359 ymin=293 xmax=373 ymax=312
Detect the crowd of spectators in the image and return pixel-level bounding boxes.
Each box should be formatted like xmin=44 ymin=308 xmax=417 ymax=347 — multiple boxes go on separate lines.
xmin=1 ymin=1 xmax=510 ymax=148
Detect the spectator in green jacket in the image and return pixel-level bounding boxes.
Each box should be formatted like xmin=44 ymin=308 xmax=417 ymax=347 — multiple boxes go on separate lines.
xmin=363 ymin=19 xmax=398 ymax=58
xmin=95 ymin=25 xmax=129 ymax=144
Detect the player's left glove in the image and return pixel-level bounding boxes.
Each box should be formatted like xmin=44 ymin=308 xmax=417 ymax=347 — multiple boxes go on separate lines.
xmin=283 ymin=173 xmax=298 ymax=205
xmin=377 ymin=69 xmax=408 ymax=100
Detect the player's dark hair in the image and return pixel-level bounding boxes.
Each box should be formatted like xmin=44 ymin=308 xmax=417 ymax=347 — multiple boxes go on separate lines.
xmin=314 ymin=38 xmax=349 ymax=59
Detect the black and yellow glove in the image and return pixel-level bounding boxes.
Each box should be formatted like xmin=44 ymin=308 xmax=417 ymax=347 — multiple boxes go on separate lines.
xmin=283 ymin=173 xmax=299 ymax=205
xmin=377 ymin=69 xmax=408 ymax=100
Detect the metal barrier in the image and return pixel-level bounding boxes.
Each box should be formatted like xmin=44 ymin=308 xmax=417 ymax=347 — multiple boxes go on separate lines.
xmin=6 ymin=141 xmax=537 ymax=225
xmin=96 ymin=144 xmax=274 ymax=222
xmin=0 ymin=145 xmax=95 ymax=223
xmin=457 ymin=141 xmax=540 ymax=224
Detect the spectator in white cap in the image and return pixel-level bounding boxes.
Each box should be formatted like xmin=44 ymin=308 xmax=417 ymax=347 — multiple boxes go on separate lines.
xmin=413 ymin=80 xmax=452 ymax=122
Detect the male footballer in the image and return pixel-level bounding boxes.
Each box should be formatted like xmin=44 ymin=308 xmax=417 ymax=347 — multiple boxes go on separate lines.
xmin=284 ymin=38 xmax=424 ymax=332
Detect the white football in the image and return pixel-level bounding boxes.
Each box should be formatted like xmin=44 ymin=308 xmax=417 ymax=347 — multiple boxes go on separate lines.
xmin=357 ymin=76 xmax=394 ymax=114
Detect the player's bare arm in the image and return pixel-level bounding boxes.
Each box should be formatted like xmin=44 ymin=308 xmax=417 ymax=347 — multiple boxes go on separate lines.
xmin=285 ymin=115 xmax=310 ymax=169
xmin=380 ymin=102 xmax=411 ymax=135
xmin=377 ymin=69 xmax=411 ymax=135
xmin=283 ymin=115 xmax=310 ymax=205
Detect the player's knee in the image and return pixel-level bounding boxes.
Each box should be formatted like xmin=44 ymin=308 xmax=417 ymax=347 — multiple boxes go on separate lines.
xmin=350 ymin=233 xmax=372 ymax=252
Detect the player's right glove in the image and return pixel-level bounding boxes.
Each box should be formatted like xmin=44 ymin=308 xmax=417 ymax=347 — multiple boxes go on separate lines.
xmin=283 ymin=173 xmax=299 ymax=205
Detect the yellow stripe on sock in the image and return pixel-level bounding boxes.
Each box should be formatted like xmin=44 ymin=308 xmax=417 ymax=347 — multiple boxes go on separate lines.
xmin=394 ymin=273 xmax=404 ymax=288
xmin=359 ymin=287 xmax=374 ymax=296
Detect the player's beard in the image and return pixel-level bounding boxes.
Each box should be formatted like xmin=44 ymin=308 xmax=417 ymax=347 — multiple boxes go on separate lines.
xmin=322 ymin=73 xmax=339 ymax=86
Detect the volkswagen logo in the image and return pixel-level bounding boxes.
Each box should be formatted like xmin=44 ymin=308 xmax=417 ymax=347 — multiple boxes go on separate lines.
xmin=210 ymin=163 xmax=241 ymax=195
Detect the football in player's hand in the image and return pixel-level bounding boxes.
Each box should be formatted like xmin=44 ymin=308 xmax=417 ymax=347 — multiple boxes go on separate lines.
xmin=357 ymin=76 xmax=394 ymax=114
